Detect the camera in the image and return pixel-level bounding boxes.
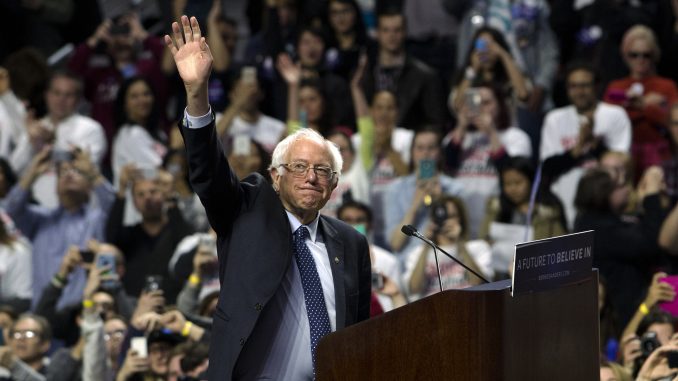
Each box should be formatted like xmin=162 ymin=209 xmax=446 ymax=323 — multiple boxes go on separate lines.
xmin=431 ymin=199 xmax=448 ymax=226
xmin=634 ymin=331 xmax=661 ymax=376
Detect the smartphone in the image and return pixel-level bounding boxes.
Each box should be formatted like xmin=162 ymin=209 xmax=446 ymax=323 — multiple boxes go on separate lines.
xmin=418 ymin=159 xmax=436 ymax=180
xmin=658 ymin=275 xmax=678 ymax=316
xmin=233 ymin=135 xmax=252 ymax=156
xmin=130 ymin=336 xmax=148 ymax=358
xmin=144 ymin=275 xmax=163 ymax=293
xmin=80 ymin=250 xmax=95 ymax=264
xmin=96 ymin=253 xmax=119 ymax=290
xmin=669 ymin=351 xmax=678 ymax=368
xmin=474 ymin=38 xmax=488 ymax=52
xmin=371 ymin=272 xmax=384 ymax=290
xmin=241 ymin=66 xmax=257 ymax=84
xmin=51 ymin=150 xmax=74 ymax=163
xmin=464 ymin=88 xmax=482 ymax=115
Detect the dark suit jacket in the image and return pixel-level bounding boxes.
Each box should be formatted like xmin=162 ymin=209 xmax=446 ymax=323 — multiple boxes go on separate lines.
xmin=182 ymin=120 xmax=371 ymax=380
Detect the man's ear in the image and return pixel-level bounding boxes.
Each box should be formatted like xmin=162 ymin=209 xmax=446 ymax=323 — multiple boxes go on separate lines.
xmin=270 ymin=168 xmax=280 ymax=192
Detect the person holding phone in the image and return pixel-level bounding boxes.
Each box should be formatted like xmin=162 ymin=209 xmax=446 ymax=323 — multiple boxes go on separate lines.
xmin=604 ymin=25 xmax=678 ymax=178
xmin=383 ymin=129 xmax=464 ymax=254
xmin=403 ymin=196 xmax=493 ymax=301
xmin=444 ymin=84 xmax=532 ymax=239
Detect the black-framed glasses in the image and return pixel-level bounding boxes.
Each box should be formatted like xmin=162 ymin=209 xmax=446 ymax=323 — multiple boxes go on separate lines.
xmin=104 ymin=330 xmax=125 ymax=341
xmin=280 ymin=162 xmax=336 ymax=182
xmin=627 ymin=51 xmax=652 ymax=60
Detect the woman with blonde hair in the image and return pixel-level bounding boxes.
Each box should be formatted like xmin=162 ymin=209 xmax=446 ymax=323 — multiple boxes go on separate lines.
xmin=604 ymin=25 xmax=678 ymax=178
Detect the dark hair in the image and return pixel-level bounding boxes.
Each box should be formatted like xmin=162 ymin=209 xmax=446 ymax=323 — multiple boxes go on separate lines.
xmin=574 ymin=169 xmax=616 ymax=214
xmin=408 ymin=126 xmax=441 ymax=173
xmin=177 ymin=341 xmax=210 ymax=373
xmin=637 ymin=309 xmax=676 ymax=337
xmin=0 ymin=158 xmax=17 ymax=197
xmin=297 ymin=26 xmax=328 ymax=48
xmin=113 ymin=76 xmax=162 ymax=141
xmin=198 ymin=291 xmax=219 ymax=317
xmin=327 ymin=127 xmax=354 ymax=154
xmin=377 ymin=7 xmax=406 ymax=29
xmin=0 ymin=305 xmax=18 ymax=322
xmin=432 ymin=195 xmax=470 ymax=242
xmin=497 ymin=157 xmax=535 ymax=223
xmin=337 ymin=200 xmax=373 ymax=224
xmin=326 ymin=0 xmax=367 ymax=47
xmin=298 ymin=78 xmax=334 ymax=136
xmin=564 ymin=60 xmax=600 ymax=85
xmin=456 ymin=26 xmax=513 ymax=88
xmin=485 ymin=85 xmax=511 ymax=131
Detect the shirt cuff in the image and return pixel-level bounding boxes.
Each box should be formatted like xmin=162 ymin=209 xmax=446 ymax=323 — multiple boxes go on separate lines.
xmin=183 ymin=107 xmax=213 ymax=129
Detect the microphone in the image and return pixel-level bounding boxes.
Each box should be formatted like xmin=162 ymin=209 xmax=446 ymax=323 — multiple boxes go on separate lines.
xmin=401 ymin=225 xmax=443 ymax=292
xmin=401 ymin=225 xmax=491 ymax=285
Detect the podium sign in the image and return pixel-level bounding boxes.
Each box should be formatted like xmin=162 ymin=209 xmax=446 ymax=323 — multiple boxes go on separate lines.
xmin=512 ymin=230 xmax=594 ymax=296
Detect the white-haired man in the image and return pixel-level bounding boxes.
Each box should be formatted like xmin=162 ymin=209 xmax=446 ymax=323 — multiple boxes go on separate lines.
xmin=165 ymin=16 xmax=371 ymax=380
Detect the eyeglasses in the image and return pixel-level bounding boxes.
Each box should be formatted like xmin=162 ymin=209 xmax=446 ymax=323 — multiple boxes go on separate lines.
xmin=280 ymin=162 xmax=336 ymax=182
xmin=104 ymin=330 xmax=125 ymax=341
xmin=11 ymin=330 xmax=40 ymax=340
xmin=627 ymin=51 xmax=652 ymax=60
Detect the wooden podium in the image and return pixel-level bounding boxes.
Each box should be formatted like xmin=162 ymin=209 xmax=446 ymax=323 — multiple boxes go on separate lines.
xmin=317 ymin=271 xmax=599 ymax=380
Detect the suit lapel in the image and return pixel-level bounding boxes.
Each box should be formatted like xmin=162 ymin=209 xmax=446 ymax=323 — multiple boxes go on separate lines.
xmin=319 ymin=217 xmax=346 ymax=330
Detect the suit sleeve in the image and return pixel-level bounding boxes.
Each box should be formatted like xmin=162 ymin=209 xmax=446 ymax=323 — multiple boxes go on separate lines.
xmin=181 ymin=120 xmax=242 ymax=240
xmin=357 ymin=234 xmax=372 ymax=323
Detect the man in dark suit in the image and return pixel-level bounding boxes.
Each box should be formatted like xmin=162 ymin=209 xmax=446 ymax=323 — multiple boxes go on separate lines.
xmin=164 ymin=16 xmax=371 ymax=380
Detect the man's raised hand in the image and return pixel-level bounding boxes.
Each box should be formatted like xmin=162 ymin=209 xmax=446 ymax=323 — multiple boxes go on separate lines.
xmin=164 ymin=16 xmax=213 ymax=115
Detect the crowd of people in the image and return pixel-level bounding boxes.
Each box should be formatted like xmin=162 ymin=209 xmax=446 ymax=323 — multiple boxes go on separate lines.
xmin=1 ymin=0 xmax=678 ymax=379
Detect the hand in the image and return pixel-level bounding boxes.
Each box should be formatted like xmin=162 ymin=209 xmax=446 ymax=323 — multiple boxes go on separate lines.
xmin=118 ymin=164 xmax=140 ymax=195
xmin=645 ymin=272 xmax=677 ymax=308
xmin=350 ymin=53 xmax=368 ymax=89
xmin=643 ymin=92 xmax=666 ymax=108
xmin=620 ymin=334 xmax=642 ymax=369
xmin=87 ymin=19 xmax=112 ymax=48
xmin=71 ymin=148 xmax=100 ymax=184
xmin=26 ymin=116 xmax=55 ymax=151
xmin=0 ymin=346 xmax=16 ymax=369
xmin=165 ymin=16 xmax=213 ymax=97
xmin=132 ymin=311 xmax=162 ymax=332
xmin=193 ymin=246 xmax=217 ymax=277
xmin=83 ymin=265 xmax=116 ymax=300
xmin=57 ymin=245 xmax=82 ymax=279
xmin=230 ymin=81 xmax=258 ymax=109
xmin=0 ymin=67 xmax=10 ymax=95
xmin=572 ymin=115 xmax=596 ymax=157
xmin=637 ymin=166 xmax=666 ymax=200
xmin=276 ymin=53 xmax=301 ymax=86
xmin=20 ymin=145 xmax=52 ymax=188
xmin=636 ymin=344 xmax=678 ymax=381
xmin=208 ymin=0 xmax=222 ymax=24
xmin=378 ymin=274 xmax=402 ymax=297
xmin=439 ymin=218 xmax=462 ymax=241
xmin=132 ymin=290 xmax=165 ymax=326
xmin=117 ymin=349 xmax=149 ymax=381
xmin=159 ymin=310 xmax=187 ymax=333
xmin=123 ymin=13 xmax=148 ymax=43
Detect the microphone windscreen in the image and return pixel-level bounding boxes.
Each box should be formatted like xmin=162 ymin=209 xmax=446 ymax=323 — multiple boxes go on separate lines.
xmin=401 ymin=225 xmax=416 ymax=237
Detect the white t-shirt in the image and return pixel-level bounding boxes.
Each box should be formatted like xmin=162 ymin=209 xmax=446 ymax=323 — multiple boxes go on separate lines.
xmin=0 ymin=238 xmax=32 ymax=300
xmin=0 ymin=91 xmax=26 ymax=160
xmin=112 ymin=124 xmax=167 ymax=186
xmin=223 ymin=114 xmax=285 ymax=153
xmin=454 ymin=127 xmax=532 ymax=238
xmin=402 ymin=240 xmax=493 ymax=301
xmin=540 ymin=103 xmax=631 ymax=228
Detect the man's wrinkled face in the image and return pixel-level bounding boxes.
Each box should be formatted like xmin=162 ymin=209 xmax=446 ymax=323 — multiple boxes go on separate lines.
xmin=271 ymin=139 xmax=337 ymax=215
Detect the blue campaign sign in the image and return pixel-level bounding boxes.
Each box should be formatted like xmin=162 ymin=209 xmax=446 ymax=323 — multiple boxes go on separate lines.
xmin=511 ymin=230 xmax=594 ymax=296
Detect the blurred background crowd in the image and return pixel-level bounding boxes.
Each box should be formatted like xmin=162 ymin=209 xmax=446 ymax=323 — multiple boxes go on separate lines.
xmin=1 ymin=0 xmax=678 ymax=379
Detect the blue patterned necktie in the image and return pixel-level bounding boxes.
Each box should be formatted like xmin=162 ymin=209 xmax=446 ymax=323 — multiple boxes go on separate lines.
xmin=293 ymin=226 xmax=332 ymax=372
